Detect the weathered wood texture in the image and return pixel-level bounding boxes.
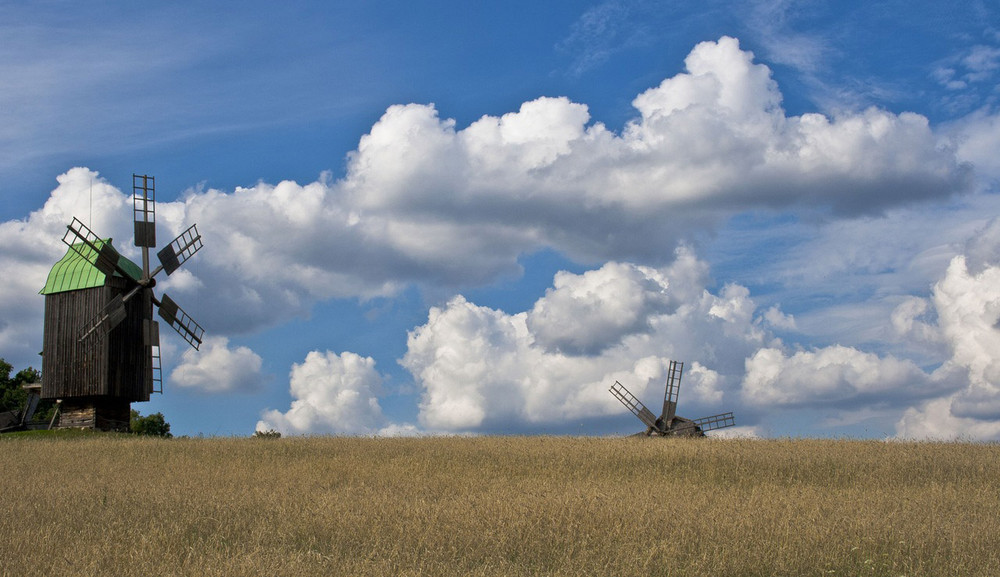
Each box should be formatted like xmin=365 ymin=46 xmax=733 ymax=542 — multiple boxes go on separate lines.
xmin=58 ymin=397 xmax=131 ymax=432
xmin=41 ymin=276 xmax=152 ymax=403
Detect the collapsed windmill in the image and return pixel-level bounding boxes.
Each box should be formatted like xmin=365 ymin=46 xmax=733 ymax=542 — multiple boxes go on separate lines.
xmin=39 ymin=174 xmax=204 ymax=431
xmin=610 ymin=360 xmax=734 ymax=437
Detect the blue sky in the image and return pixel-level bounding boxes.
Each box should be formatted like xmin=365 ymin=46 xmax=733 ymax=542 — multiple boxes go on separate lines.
xmin=2 ymin=0 xmax=1000 ymax=439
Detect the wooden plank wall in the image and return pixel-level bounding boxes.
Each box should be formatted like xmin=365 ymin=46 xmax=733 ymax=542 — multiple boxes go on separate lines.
xmin=42 ymin=286 xmax=108 ymax=398
xmin=108 ymin=278 xmax=152 ymax=401
xmin=41 ymin=277 xmax=151 ymax=402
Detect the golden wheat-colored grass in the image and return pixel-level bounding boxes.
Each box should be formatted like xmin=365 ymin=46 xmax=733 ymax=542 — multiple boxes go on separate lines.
xmin=1 ymin=435 xmax=998 ymax=576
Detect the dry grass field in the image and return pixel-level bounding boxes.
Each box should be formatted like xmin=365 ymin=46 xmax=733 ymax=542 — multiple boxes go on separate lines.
xmin=1 ymin=434 xmax=998 ymax=576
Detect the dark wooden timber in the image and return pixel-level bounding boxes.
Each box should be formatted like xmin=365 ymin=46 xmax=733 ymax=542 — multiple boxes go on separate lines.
xmin=41 ymin=275 xmax=152 ymax=411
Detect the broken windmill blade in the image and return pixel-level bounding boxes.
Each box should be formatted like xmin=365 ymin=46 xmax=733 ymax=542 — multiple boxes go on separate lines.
xmin=40 ymin=173 xmax=207 ymax=430
xmin=609 ymin=359 xmax=736 ymax=437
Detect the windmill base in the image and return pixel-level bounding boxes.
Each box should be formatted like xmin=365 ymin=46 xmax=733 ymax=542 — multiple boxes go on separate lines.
xmin=633 ymin=428 xmax=706 ymax=438
xmin=56 ymin=398 xmax=131 ymax=432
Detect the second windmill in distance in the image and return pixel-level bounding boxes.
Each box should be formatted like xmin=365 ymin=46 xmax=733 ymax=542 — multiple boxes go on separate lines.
xmin=610 ymin=360 xmax=734 ymax=437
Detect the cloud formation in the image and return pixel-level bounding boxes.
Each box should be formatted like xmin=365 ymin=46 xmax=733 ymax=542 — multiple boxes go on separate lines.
xmin=891 ymin=219 xmax=1000 ymax=438
xmin=0 ymin=168 xmax=132 ymax=365
xmin=400 ymin=252 xmax=775 ymax=433
xmin=172 ymin=38 xmax=968 ymax=337
xmin=252 ymin=226 xmax=1000 ymax=438
xmin=526 ymin=262 xmax=674 ymax=355
xmin=171 ymin=336 xmax=266 ymax=394
xmin=397 ymin=230 xmax=1000 ymax=438
xmin=257 ymin=350 xmax=416 ymax=436
xmin=557 ymin=0 xmax=653 ymax=76
xmin=741 ymin=345 xmax=955 ymax=408
xmin=2 ymin=36 xmax=997 ymax=438
xmin=2 ymin=37 xmax=973 ymax=349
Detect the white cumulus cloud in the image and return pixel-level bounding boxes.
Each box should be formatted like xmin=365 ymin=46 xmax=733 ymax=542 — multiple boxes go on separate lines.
xmin=0 ymin=168 xmax=136 ymax=365
xmin=526 ymin=262 xmax=673 ymax=355
xmin=1 ymin=37 xmax=974 ymax=354
xmin=402 ymin=252 xmax=772 ymax=433
xmin=171 ymin=336 xmax=265 ymax=394
xmin=896 ymin=398 xmax=1000 ymax=440
xmin=257 ymin=350 xmax=415 ymax=436
xmin=890 ymin=219 xmax=1000 ymax=438
xmin=741 ymin=345 xmax=953 ymax=407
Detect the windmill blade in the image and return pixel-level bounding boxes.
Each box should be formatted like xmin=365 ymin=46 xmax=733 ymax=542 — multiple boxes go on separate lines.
xmin=156 ymin=224 xmax=202 ymax=276
xmin=143 ymin=317 xmax=160 ymax=347
xmin=143 ymin=319 xmax=163 ymax=394
xmin=661 ymin=360 xmax=683 ymax=422
xmin=77 ymin=283 xmax=148 ymax=343
xmin=691 ymin=412 xmax=736 ymax=432
xmin=62 ymin=218 xmax=139 ymax=282
xmin=609 ymin=381 xmax=659 ymax=430
xmin=157 ymin=293 xmax=204 ymax=350
xmin=133 ymin=174 xmax=156 ymax=249
xmin=78 ymin=294 xmax=128 ymax=342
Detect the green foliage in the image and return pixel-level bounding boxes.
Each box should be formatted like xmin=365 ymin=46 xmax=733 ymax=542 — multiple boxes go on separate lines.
xmin=0 ymin=358 xmax=17 ymax=413
xmin=130 ymin=409 xmax=172 ymax=438
xmin=0 ymin=357 xmax=51 ymax=420
xmin=252 ymin=429 xmax=281 ymax=439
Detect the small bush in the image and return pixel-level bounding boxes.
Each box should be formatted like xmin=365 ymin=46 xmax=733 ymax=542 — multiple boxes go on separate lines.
xmin=252 ymin=429 xmax=281 ymax=439
xmin=130 ymin=410 xmax=172 ymax=437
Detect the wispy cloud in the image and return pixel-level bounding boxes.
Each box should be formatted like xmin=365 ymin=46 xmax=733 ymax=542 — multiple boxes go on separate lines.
xmin=0 ymin=3 xmax=375 ymax=196
xmin=557 ymin=0 xmax=653 ymax=76
xmin=745 ymin=0 xmax=831 ymax=75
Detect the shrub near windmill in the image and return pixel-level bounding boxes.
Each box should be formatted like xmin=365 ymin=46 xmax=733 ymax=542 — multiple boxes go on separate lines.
xmin=39 ymin=174 xmax=204 ymax=431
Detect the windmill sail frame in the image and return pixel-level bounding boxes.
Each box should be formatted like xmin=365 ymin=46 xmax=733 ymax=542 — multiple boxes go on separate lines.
xmin=610 ymin=359 xmax=735 ymax=437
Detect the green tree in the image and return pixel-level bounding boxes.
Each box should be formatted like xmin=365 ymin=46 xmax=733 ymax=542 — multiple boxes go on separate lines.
xmin=1 ymin=358 xmax=46 ymax=416
xmin=130 ymin=409 xmax=172 ymax=437
xmin=0 ymin=358 xmax=17 ymax=412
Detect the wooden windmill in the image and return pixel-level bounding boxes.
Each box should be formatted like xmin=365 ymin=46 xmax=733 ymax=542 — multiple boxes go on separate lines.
xmin=610 ymin=360 xmax=735 ymax=436
xmin=40 ymin=174 xmax=204 ymax=431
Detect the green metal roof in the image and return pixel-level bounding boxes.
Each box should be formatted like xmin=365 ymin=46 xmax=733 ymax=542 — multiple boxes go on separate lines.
xmin=40 ymin=239 xmax=143 ymax=295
